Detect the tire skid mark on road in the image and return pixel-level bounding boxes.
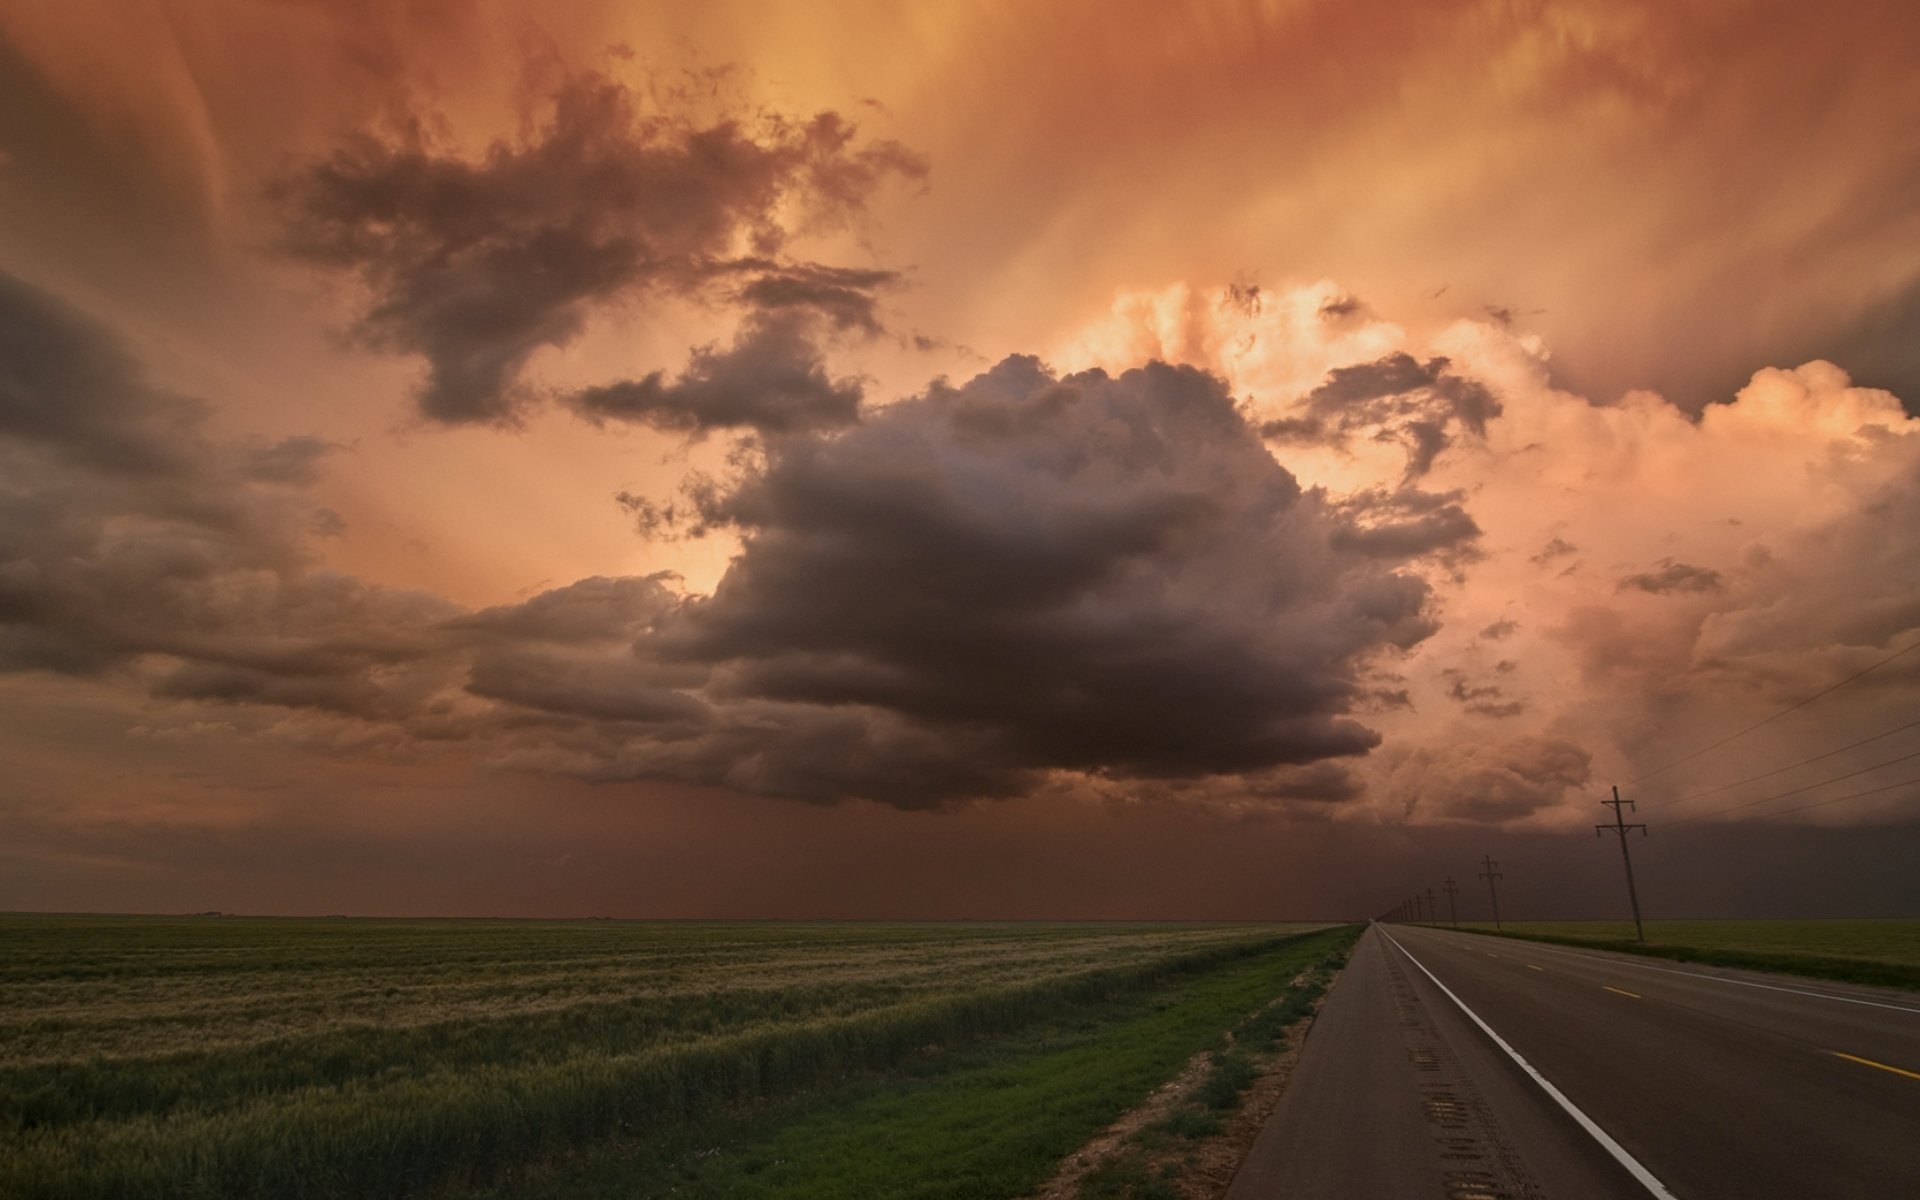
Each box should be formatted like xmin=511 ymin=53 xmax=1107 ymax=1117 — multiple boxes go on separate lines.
xmin=1381 ymin=948 xmax=1547 ymax=1200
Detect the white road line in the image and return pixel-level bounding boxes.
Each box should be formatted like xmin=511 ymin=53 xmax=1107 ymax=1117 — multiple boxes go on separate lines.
xmin=1422 ymin=930 xmax=1920 ymax=1016
xmin=1382 ymin=929 xmax=1680 ymax=1200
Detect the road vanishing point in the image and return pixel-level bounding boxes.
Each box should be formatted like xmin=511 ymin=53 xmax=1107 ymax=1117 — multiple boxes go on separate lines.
xmin=1227 ymin=922 xmax=1920 ymax=1198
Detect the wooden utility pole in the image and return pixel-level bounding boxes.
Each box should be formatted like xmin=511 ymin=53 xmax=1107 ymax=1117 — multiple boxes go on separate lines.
xmin=1598 ymin=786 xmax=1649 ymax=942
xmin=1478 ymin=855 xmax=1503 ymax=930
xmin=1425 ymin=886 xmax=1437 ymax=927
xmin=1441 ymin=877 xmax=1459 ymax=928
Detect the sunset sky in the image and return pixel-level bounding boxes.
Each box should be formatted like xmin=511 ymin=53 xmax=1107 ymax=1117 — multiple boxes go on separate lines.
xmin=4 ymin=0 xmax=1919 ymax=919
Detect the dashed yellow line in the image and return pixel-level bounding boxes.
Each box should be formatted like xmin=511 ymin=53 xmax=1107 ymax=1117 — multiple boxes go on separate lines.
xmin=1527 ymin=964 xmax=1544 ymax=971
xmin=1832 ymin=1051 xmax=1920 ymax=1081
xmin=1603 ymin=986 xmax=1640 ymax=999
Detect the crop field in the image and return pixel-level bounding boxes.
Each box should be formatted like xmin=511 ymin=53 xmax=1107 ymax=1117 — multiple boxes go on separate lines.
xmin=1452 ymin=918 xmax=1920 ymax=988
xmin=0 ymin=916 xmax=1349 ymax=1200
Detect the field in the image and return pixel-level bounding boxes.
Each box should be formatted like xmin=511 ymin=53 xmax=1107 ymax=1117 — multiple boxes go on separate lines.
xmin=0 ymin=916 xmax=1353 ymax=1200
xmin=1450 ymin=919 xmax=1920 ymax=989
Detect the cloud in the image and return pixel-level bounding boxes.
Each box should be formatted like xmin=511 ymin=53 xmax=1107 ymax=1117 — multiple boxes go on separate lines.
xmin=272 ymin=69 xmax=923 ymax=425
xmin=1069 ymin=280 xmax=1920 ymax=829
xmin=568 ymin=310 xmax=864 ymax=435
xmin=1292 ymin=352 xmax=1501 ymax=478
xmin=1385 ymin=735 xmax=1593 ymax=822
xmin=580 ymin=355 xmax=1440 ymax=804
xmin=0 ymin=270 xmax=456 ymax=698
xmin=1440 ymin=669 xmax=1525 ymax=719
xmin=731 ymin=261 xmax=901 ymax=334
xmin=1330 ymin=487 xmax=1482 ymax=563
xmin=11 ymin=267 xmax=1920 ymax=830
xmin=1619 ymin=559 xmax=1723 ymax=595
xmin=4 ymin=276 xmax=1448 ymax=811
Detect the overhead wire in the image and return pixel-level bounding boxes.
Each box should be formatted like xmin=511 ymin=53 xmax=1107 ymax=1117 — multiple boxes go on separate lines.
xmin=1626 ymin=637 xmax=1920 ymax=785
xmin=1645 ymin=715 xmax=1920 ymax=811
xmin=1660 ymin=746 xmax=1920 ymax=827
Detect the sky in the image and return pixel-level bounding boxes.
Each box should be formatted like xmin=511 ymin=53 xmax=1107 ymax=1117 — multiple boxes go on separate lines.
xmin=3 ymin=0 xmax=1919 ymax=920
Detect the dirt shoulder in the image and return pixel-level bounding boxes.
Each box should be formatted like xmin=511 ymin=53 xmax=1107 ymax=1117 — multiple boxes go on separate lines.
xmin=1026 ymin=954 xmax=1347 ymax=1200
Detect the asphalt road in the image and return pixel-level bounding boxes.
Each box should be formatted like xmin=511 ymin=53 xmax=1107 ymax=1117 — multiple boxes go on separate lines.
xmin=1227 ymin=923 xmax=1920 ymax=1198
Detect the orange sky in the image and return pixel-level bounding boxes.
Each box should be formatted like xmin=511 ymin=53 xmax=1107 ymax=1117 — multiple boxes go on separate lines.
xmin=2 ymin=0 xmax=1918 ymax=918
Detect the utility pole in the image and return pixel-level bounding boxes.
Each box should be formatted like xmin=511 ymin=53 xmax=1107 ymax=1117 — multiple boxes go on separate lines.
xmin=1478 ymin=855 xmax=1503 ymax=930
xmin=1441 ymin=877 xmax=1459 ymax=928
xmin=1425 ymin=886 xmax=1437 ymax=927
xmin=1598 ymin=785 xmax=1649 ymax=943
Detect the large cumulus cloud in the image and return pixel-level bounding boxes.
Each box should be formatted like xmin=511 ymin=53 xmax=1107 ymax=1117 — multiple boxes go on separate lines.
xmin=463 ymin=357 xmax=1441 ymax=805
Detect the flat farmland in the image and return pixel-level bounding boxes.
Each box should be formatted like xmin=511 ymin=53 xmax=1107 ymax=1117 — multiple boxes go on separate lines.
xmin=0 ymin=916 xmax=1345 ymax=1200
xmin=1453 ymin=918 xmax=1920 ymax=988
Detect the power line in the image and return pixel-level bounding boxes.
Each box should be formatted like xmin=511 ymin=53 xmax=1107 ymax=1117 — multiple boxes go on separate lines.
xmin=1663 ymin=746 xmax=1920 ymax=828
xmin=1627 ymin=637 xmax=1920 ymax=785
xmin=1748 ymin=773 xmax=1920 ymax=821
xmin=1648 ymin=716 xmax=1920 ymax=810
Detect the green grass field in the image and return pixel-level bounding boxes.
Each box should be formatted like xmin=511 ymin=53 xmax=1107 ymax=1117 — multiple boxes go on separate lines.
xmin=1448 ymin=919 xmax=1920 ymax=989
xmin=0 ymin=916 xmax=1353 ymax=1200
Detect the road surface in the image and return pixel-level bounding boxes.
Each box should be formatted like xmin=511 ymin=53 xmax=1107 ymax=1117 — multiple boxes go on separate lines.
xmin=1227 ymin=922 xmax=1920 ymax=1198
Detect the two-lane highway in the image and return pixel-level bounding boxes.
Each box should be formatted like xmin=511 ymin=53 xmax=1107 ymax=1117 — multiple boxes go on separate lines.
xmin=1228 ymin=923 xmax=1920 ymax=1198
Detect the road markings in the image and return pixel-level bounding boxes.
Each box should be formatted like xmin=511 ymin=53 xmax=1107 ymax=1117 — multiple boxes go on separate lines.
xmin=1604 ymin=986 xmax=1641 ymax=999
xmin=1426 ymin=930 xmax=1920 ymax=1016
xmin=1832 ymin=1051 xmax=1920 ymax=1081
xmin=1527 ymin=964 xmax=1544 ymax=971
xmin=1382 ymin=930 xmax=1680 ymax=1200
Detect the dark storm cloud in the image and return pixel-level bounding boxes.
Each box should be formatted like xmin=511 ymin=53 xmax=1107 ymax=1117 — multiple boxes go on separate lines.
xmin=0 ymin=272 xmax=196 ymax=475
xmin=568 ymin=311 xmax=864 ymax=435
xmin=574 ymin=356 xmax=1441 ymax=805
xmin=1620 ymin=559 xmax=1723 ymax=595
xmin=0 ymin=270 xmax=456 ymax=698
xmin=1280 ymin=352 xmax=1502 ymax=479
xmin=273 ymin=70 xmax=923 ymax=425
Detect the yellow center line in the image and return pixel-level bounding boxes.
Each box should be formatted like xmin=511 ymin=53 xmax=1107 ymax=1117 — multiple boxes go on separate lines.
xmin=1832 ymin=1051 xmax=1920 ymax=1081
xmin=1603 ymin=985 xmax=1640 ymax=999
xmin=1527 ymin=964 xmax=1544 ymax=971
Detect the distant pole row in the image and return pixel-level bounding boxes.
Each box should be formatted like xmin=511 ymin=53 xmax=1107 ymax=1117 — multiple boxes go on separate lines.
xmin=1375 ymin=789 xmax=1650 ymax=941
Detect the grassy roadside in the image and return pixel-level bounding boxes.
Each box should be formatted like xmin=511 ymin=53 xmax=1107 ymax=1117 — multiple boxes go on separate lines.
xmin=466 ymin=926 xmax=1361 ymax=1200
xmin=1438 ymin=920 xmax=1920 ymax=991
xmin=1069 ymin=948 xmax=1346 ymax=1200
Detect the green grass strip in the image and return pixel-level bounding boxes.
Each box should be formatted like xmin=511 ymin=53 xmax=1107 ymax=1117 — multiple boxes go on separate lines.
xmin=1446 ymin=925 xmax=1920 ymax=990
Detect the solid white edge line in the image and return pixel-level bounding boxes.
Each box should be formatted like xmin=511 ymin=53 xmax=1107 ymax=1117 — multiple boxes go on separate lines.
xmin=1380 ymin=928 xmax=1680 ymax=1200
xmin=1433 ymin=931 xmax=1920 ymax=1016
